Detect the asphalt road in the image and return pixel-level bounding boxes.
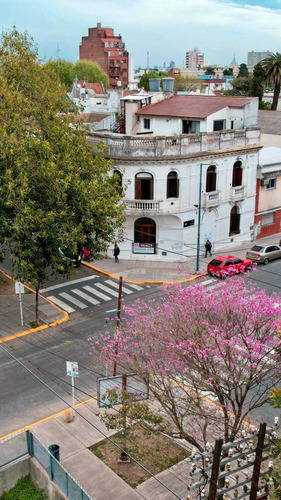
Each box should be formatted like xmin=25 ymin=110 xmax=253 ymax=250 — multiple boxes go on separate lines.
xmin=1 ymin=261 xmax=281 ymax=437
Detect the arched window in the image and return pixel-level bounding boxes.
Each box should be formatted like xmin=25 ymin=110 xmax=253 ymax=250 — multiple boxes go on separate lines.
xmin=206 ymin=165 xmax=217 ymax=192
xmin=232 ymin=161 xmax=243 ymax=187
xmin=167 ymin=171 xmax=179 ymax=198
xmin=229 ymin=205 xmax=240 ymax=235
xmin=134 ymin=218 xmax=156 ymax=254
xmin=113 ymin=169 xmax=122 ymax=187
xmin=135 ymin=172 xmax=153 ymax=200
xmin=113 ymin=170 xmax=123 ymax=194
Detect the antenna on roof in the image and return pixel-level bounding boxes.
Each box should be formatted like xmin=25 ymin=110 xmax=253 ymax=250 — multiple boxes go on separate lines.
xmin=56 ymin=43 xmax=61 ymax=60
xmin=147 ymin=51 xmax=149 ymax=71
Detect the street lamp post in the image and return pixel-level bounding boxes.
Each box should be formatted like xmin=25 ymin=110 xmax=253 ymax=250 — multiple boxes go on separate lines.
xmin=196 ymin=163 xmax=210 ymax=272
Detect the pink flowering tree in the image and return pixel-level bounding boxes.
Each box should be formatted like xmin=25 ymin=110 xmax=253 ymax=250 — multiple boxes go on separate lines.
xmin=92 ymin=278 xmax=281 ymax=450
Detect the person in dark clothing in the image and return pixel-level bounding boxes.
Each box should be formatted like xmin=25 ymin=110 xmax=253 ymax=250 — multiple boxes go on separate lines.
xmin=204 ymin=240 xmax=212 ymax=258
xmin=113 ymin=243 xmax=120 ymax=263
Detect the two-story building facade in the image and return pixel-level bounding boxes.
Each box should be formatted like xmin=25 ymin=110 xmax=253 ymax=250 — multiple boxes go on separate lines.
xmin=88 ymin=94 xmax=261 ymax=262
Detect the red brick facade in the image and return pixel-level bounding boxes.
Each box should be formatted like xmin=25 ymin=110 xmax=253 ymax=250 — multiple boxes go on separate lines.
xmin=79 ymin=23 xmax=129 ymax=89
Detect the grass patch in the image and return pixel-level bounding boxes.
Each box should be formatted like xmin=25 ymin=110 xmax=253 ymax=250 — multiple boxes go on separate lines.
xmin=0 ymin=476 xmax=48 ymax=499
xmin=89 ymin=423 xmax=189 ymax=488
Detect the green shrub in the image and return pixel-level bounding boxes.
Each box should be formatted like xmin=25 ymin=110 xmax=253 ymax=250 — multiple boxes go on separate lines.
xmin=0 ymin=476 xmax=48 ymax=500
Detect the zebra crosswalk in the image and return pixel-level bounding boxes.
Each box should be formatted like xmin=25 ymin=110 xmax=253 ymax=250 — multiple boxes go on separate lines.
xmin=40 ymin=277 xmax=150 ymax=314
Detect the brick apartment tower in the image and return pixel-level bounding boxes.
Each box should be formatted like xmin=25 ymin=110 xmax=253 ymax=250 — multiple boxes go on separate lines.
xmin=79 ymin=23 xmax=129 ymax=89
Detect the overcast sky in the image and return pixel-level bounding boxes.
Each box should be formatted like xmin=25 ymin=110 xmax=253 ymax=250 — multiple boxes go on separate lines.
xmin=2 ymin=0 xmax=281 ymax=68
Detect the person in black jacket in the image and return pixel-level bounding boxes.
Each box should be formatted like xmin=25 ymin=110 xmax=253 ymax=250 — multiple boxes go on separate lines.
xmin=113 ymin=243 xmax=120 ymax=263
xmin=204 ymin=240 xmax=212 ymax=258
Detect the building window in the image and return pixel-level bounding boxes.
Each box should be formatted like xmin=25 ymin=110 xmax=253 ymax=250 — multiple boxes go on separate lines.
xmin=182 ymin=120 xmax=200 ymax=134
xmin=167 ymin=171 xmax=179 ymax=198
xmin=206 ymin=165 xmax=217 ymax=192
xmin=135 ymin=172 xmax=153 ymax=200
xmin=265 ymin=178 xmax=277 ymax=190
xmin=229 ymin=205 xmax=240 ymax=235
xmin=144 ymin=119 xmax=150 ymax=129
xmin=113 ymin=169 xmax=123 ymax=194
xmin=261 ymin=213 xmax=274 ymax=226
xmin=213 ymin=120 xmax=226 ymax=131
xmin=232 ymin=161 xmax=243 ymax=187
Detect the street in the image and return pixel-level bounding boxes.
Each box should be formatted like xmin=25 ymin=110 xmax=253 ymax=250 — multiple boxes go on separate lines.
xmin=0 ymin=260 xmax=281 ymax=437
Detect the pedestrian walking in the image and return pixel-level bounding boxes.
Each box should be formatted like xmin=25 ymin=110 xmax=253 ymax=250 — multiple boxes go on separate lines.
xmin=204 ymin=239 xmax=212 ymax=258
xmin=113 ymin=243 xmax=120 ymax=263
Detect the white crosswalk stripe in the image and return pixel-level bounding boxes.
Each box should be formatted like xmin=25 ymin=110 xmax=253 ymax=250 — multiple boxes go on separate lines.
xmin=40 ymin=275 xmax=99 ymax=293
xmin=83 ymin=285 xmax=111 ymax=301
xmin=104 ymin=279 xmax=134 ymax=294
xmin=47 ymin=296 xmax=75 ymax=313
xmin=94 ymin=283 xmax=119 ymax=297
xmin=71 ymin=289 xmax=100 ymax=305
xmin=128 ymin=283 xmax=147 ymax=290
xmin=59 ymin=292 xmax=88 ymax=309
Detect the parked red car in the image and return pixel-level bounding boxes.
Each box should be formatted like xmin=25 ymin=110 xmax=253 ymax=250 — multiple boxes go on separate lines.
xmin=207 ymin=255 xmax=253 ymax=278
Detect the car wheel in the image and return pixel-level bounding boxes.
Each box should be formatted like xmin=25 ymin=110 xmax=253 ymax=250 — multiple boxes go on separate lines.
xmin=263 ymin=258 xmax=269 ymax=265
xmin=246 ymin=265 xmax=252 ymax=271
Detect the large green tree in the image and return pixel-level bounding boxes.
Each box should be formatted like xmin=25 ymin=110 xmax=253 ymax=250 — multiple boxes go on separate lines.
xmin=250 ymin=62 xmax=266 ymax=104
xmin=0 ymin=28 xmax=125 ymax=320
xmin=45 ymin=59 xmax=109 ymax=90
xmin=261 ymin=52 xmax=281 ymax=110
xmin=237 ymin=63 xmax=249 ymax=78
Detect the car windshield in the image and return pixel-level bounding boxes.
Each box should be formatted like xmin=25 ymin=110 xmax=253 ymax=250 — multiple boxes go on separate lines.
xmin=250 ymin=246 xmax=264 ymax=252
xmin=209 ymin=259 xmax=223 ymax=267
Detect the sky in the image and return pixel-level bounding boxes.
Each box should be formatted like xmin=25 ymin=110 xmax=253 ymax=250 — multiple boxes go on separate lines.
xmin=1 ymin=0 xmax=281 ymax=68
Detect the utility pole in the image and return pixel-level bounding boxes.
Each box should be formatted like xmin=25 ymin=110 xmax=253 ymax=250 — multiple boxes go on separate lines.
xmin=113 ymin=276 xmax=123 ymax=376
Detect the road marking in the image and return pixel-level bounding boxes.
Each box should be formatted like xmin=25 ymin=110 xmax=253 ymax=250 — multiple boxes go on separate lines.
xmin=40 ymin=275 xmax=99 ymax=293
xmin=59 ymin=292 xmax=88 ymax=309
xmin=95 ymin=283 xmax=119 ymax=297
xmin=72 ymin=289 xmax=100 ymax=305
xmin=128 ymin=283 xmax=145 ymax=291
xmin=46 ymin=296 xmax=75 ymax=313
xmin=104 ymin=279 xmax=133 ymax=294
xmin=83 ymin=285 xmax=111 ymax=301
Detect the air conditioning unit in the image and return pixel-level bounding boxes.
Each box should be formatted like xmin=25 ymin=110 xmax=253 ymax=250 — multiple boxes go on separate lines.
xmin=261 ymin=179 xmax=269 ymax=186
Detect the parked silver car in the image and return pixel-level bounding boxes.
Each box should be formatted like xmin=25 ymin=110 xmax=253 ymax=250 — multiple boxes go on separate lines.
xmin=246 ymin=244 xmax=281 ymax=265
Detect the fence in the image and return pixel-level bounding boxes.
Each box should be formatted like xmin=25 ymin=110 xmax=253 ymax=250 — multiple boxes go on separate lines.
xmin=0 ymin=431 xmax=92 ymax=500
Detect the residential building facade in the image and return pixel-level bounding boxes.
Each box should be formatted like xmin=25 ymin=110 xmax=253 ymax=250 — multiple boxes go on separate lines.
xmin=88 ymin=94 xmax=260 ymax=262
xmin=79 ymin=23 xmax=129 ymax=89
xmin=247 ymin=51 xmax=271 ymax=69
xmin=255 ymin=147 xmax=281 ymax=239
xmin=186 ymin=48 xmax=204 ymax=70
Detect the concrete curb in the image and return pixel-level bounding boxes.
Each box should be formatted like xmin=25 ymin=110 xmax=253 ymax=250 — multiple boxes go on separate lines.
xmin=82 ymin=260 xmax=208 ymax=285
xmin=0 ymin=274 xmax=69 ymax=344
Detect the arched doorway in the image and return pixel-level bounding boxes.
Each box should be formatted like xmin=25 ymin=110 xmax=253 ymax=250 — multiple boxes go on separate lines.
xmin=229 ymin=205 xmax=240 ymax=235
xmin=134 ymin=217 xmax=156 ymax=254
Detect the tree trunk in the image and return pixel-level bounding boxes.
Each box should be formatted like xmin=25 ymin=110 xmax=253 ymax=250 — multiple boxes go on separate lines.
xmin=271 ymin=82 xmax=280 ymax=110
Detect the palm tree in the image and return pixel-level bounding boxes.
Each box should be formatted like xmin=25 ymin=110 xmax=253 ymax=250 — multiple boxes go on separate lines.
xmin=261 ymin=52 xmax=281 ymax=110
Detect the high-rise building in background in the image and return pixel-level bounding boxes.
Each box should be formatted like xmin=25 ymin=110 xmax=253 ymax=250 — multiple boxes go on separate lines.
xmin=185 ymin=48 xmax=204 ymax=69
xmin=247 ymin=51 xmax=272 ymax=68
xmin=79 ymin=23 xmax=129 ymax=89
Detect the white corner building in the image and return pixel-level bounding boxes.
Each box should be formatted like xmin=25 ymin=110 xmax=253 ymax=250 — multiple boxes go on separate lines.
xmin=88 ymin=90 xmax=261 ymax=261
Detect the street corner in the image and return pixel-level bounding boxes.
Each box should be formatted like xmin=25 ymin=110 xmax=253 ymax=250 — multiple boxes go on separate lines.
xmin=0 ymin=285 xmax=69 ymax=344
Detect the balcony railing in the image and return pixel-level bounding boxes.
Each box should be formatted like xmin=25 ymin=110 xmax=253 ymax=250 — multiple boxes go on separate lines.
xmin=126 ymin=200 xmax=161 ymax=211
xmin=230 ymin=186 xmax=245 ymax=200
xmin=88 ymin=128 xmax=260 ymax=159
xmin=202 ymin=191 xmax=220 ymax=208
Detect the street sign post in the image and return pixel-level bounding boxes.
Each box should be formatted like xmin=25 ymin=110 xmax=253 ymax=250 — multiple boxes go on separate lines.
xmin=66 ymin=361 xmax=78 ymax=410
xmin=15 ymin=282 xmax=25 ymax=326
